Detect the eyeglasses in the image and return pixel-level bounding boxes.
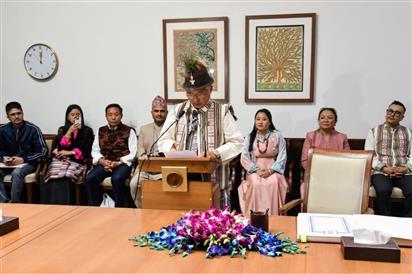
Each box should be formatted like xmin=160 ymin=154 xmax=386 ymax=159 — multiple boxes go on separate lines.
xmin=386 ymin=109 xmax=403 ymax=118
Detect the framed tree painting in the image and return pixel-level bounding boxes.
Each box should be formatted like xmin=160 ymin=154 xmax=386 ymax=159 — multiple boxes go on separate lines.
xmin=245 ymin=13 xmax=316 ymax=102
xmin=163 ymin=17 xmax=229 ymax=103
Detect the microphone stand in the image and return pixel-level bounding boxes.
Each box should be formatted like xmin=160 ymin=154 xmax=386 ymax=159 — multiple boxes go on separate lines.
xmin=133 ymin=109 xmax=186 ymax=205
xmin=147 ymin=109 xmax=185 ymax=157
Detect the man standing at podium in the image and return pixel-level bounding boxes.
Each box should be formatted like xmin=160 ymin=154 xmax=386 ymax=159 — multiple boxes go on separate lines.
xmin=158 ymin=59 xmax=243 ymax=208
xmin=129 ymin=96 xmax=168 ymax=208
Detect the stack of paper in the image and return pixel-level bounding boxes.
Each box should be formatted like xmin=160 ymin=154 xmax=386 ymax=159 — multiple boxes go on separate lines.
xmin=297 ymin=213 xmax=412 ymax=247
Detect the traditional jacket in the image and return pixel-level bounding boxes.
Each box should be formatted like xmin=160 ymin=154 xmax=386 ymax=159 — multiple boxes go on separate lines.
xmin=99 ymin=124 xmax=131 ymax=161
xmin=158 ymin=100 xmax=243 ymax=207
xmin=365 ymin=123 xmax=412 ymax=175
xmin=91 ymin=123 xmax=137 ymax=166
xmin=301 ymin=129 xmax=350 ymax=170
xmin=55 ymin=125 xmax=94 ymax=163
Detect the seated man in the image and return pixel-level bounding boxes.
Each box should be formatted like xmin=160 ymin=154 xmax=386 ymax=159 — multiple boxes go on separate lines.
xmin=365 ymin=100 xmax=412 ymax=217
xmin=130 ymin=96 xmax=168 ymax=208
xmin=158 ymin=59 xmax=243 ymax=208
xmin=0 ymin=101 xmax=48 ymax=202
xmin=86 ymin=103 xmax=137 ymax=207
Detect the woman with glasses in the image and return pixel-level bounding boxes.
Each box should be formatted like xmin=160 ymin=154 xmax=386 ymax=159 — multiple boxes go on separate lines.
xmin=238 ymin=109 xmax=288 ymax=215
xmin=300 ymin=107 xmax=350 ymax=198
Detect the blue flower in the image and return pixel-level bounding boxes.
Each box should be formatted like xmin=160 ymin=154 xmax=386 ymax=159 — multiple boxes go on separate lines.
xmin=129 ymin=208 xmax=307 ymax=258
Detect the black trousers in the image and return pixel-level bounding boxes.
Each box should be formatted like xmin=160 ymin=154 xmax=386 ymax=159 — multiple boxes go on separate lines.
xmin=86 ymin=164 xmax=131 ymax=207
xmin=371 ymin=174 xmax=412 ymax=217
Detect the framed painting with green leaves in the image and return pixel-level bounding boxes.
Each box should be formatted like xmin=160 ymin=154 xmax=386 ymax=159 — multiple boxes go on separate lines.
xmin=163 ymin=17 xmax=229 ymax=103
xmin=245 ymin=13 xmax=316 ymax=102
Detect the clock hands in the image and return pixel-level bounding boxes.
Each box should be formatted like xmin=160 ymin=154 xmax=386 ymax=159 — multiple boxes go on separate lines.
xmin=33 ymin=53 xmax=41 ymax=63
xmin=33 ymin=51 xmax=43 ymax=64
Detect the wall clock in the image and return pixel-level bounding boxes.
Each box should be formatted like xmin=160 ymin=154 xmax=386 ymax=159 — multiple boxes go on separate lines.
xmin=24 ymin=43 xmax=58 ymax=80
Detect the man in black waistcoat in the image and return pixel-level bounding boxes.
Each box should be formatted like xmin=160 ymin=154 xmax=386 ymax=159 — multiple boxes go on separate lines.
xmin=86 ymin=103 xmax=137 ymax=207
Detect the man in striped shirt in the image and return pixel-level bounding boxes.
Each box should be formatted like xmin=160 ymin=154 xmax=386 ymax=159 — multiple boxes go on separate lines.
xmin=365 ymin=100 xmax=412 ymax=217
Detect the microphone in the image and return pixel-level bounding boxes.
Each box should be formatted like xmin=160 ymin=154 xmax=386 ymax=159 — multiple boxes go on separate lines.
xmin=188 ymin=109 xmax=198 ymax=134
xmin=134 ymin=109 xmax=186 ymax=205
xmin=147 ymin=108 xmax=186 ymax=157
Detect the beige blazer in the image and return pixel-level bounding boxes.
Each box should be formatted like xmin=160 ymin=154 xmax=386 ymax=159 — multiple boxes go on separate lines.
xmin=137 ymin=122 xmax=162 ymax=157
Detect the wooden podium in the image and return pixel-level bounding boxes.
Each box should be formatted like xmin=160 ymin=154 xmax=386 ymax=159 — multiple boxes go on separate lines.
xmin=139 ymin=157 xmax=216 ymax=210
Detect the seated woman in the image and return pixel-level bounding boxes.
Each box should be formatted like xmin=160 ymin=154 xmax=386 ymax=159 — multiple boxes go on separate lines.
xmin=300 ymin=107 xmax=350 ymax=198
xmin=42 ymin=104 xmax=94 ymax=204
xmin=238 ymin=109 xmax=288 ymax=216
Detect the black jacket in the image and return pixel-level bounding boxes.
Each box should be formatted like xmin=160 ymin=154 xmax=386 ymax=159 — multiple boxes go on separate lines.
xmin=0 ymin=121 xmax=48 ymax=166
xmin=55 ymin=125 xmax=94 ymax=163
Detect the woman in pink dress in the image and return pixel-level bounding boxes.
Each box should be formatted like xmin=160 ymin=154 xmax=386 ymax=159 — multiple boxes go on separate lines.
xmin=238 ymin=109 xmax=288 ymax=216
xmin=300 ymin=107 xmax=350 ymax=198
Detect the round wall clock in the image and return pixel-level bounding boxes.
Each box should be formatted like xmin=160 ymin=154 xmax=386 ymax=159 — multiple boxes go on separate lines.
xmin=24 ymin=43 xmax=59 ymax=80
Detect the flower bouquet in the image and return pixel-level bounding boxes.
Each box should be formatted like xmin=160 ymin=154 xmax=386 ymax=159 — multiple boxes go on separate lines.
xmin=129 ymin=207 xmax=307 ymax=258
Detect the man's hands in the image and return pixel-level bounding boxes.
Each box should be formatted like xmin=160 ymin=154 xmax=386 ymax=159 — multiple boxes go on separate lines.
xmin=3 ymin=156 xmax=24 ymax=166
xmin=98 ymin=158 xmax=122 ymax=172
xmin=382 ymin=166 xmax=409 ymax=178
xmin=207 ymin=149 xmax=221 ymax=162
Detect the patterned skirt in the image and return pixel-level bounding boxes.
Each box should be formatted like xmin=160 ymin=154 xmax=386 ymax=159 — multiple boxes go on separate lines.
xmin=44 ymin=158 xmax=84 ymax=183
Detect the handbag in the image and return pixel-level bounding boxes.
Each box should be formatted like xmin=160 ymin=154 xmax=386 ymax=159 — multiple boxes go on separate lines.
xmin=100 ymin=193 xmax=115 ymax=208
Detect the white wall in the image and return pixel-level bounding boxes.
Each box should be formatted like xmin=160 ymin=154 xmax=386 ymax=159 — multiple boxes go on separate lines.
xmin=1 ymin=0 xmax=411 ymax=138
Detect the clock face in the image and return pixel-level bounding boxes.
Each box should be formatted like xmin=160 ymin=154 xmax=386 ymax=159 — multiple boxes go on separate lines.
xmin=24 ymin=43 xmax=58 ymax=80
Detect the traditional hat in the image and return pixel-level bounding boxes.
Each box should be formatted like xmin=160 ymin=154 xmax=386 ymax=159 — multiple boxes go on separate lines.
xmin=152 ymin=95 xmax=167 ymax=109
xmin=182 ymin=58 xmax=214 ymax=90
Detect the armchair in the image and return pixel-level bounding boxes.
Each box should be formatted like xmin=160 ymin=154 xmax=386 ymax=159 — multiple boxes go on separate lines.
xmin=279 ymin=148 xmax=373 ymax=215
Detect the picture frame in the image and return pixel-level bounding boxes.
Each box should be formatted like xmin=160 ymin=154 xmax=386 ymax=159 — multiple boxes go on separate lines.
xmin=163 ymin=17 xmax=229 ymax=103
xmin=245 ymin=13 xmax=316 ymax=103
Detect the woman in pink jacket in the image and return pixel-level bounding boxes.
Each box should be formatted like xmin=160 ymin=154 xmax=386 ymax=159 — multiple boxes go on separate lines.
xmin=300 ymin=107 xmax=350 ymax=198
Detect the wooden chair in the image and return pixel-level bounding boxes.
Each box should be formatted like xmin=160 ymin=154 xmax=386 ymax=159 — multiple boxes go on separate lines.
xmin=3 ymin=134 xmax=55 ymax=203
xmin=73 ymin=160 xmax=91 ymax=205
xmin=279 ymin=148 xmax=374 ymax=215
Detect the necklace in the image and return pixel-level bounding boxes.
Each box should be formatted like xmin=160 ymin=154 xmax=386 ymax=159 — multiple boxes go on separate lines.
xmin=256 ymin=137 xmax=269 ymax=153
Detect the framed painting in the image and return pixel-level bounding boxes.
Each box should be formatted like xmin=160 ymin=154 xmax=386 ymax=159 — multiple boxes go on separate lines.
xmin=245 ymin=13 xmax=316 ymax=102
xmin=163 ymin=17 xmax=229 ymax=103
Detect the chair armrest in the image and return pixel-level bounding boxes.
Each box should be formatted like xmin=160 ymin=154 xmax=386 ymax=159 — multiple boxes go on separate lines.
xmin=287 ymin=162 xmax=293 ymax=192
xmin=35 ymin=156 xmax=50 ymax=183
xmin=300 ymin=167 xmax=305 ymax=184
xmin=279 ymin=198 xmax=302 ymax=216
xmin=77 ymin=158 xmax=92 ymax=184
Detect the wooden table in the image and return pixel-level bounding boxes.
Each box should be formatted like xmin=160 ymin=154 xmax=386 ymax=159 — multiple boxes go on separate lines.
xmin=0 ymin=203 xmax=85 ymax=256
xmin=1 ymin=204 xmax=411 ymax=273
